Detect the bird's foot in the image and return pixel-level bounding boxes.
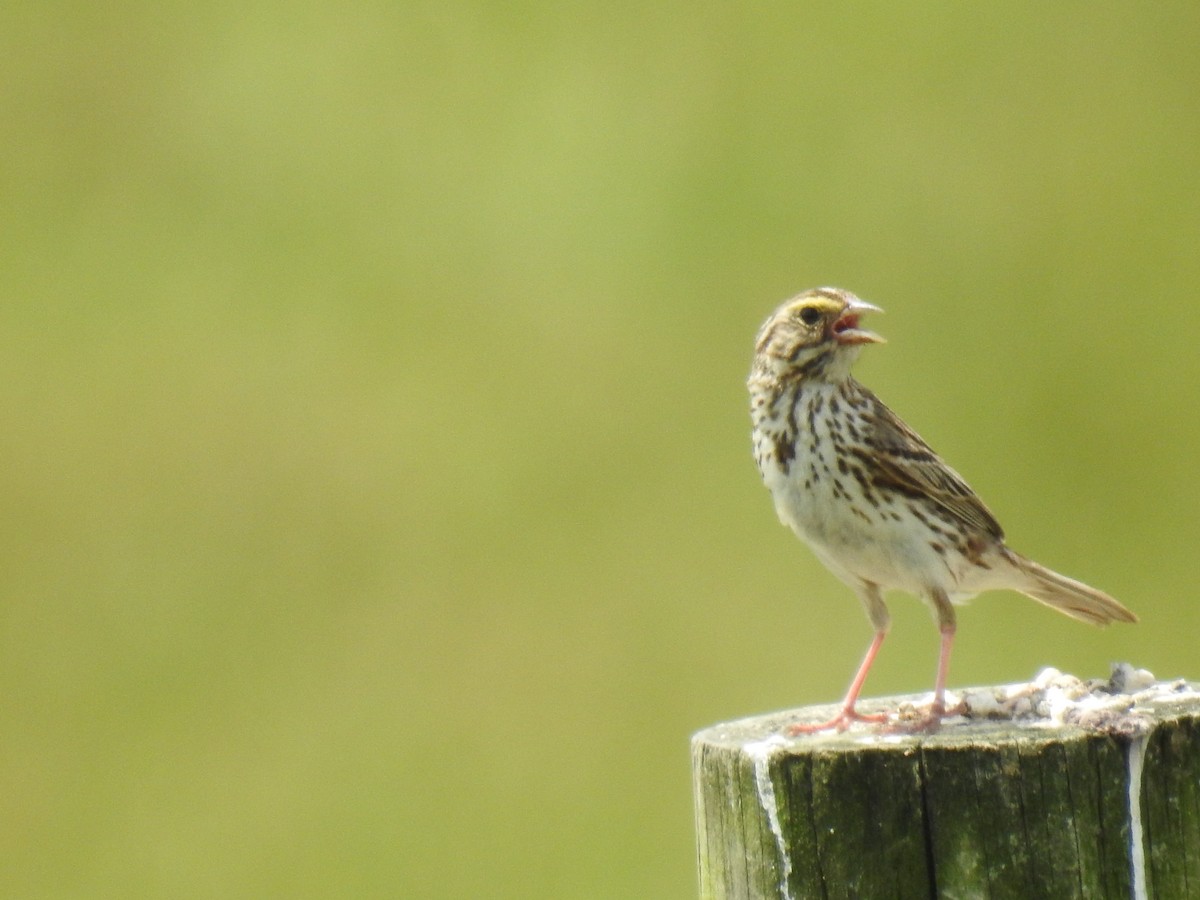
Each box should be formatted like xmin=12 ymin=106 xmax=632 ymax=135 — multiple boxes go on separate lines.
xmin=885 ymin=698 xmax=967 ymax=735
xmin=787 ymin=707 xmax=888 ymax=735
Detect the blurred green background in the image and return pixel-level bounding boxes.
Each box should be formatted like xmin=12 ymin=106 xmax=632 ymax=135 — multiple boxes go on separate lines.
xmin=3 ymin=3 xmax=1199 ymax=897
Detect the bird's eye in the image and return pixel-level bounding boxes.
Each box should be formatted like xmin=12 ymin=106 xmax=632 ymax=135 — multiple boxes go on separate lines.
xmin=798 ymin=306 xmax=821 ymax=326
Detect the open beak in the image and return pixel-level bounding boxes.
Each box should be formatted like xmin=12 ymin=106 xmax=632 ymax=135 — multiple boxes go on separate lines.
xmin=832 ymin=298 xmax=885 ymax=345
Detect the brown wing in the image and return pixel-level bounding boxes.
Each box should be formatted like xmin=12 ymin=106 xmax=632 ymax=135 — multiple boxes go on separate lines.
xmin=864 ymin=393 xmax=1005 ymax=541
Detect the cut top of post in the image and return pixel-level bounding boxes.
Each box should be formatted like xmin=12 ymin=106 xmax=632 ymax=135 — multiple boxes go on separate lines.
xmin=691 ymin=670 xmax=1200 ymax=900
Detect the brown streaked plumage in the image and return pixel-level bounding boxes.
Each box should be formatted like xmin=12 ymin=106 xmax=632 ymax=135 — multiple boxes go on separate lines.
xmin=748 ymin=287 xmax=1136 ymax=733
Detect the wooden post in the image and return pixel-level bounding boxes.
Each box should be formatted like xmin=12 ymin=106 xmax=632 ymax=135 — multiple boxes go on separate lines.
xmin=691 ymin=671 xmax=1200 ymax=899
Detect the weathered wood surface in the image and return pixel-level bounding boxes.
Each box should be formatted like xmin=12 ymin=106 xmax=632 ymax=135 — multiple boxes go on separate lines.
xmin=692 ymin=676 xmax=1200 ymax=899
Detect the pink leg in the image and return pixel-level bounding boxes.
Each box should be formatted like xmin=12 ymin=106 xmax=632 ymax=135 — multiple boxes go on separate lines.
xmin=930 ymin=623 xmax=954 ymax=716
xmin=894 ymin=618 xmax=962 ymax=734
xmin=788 ymin=630 xmax=888 ymax=734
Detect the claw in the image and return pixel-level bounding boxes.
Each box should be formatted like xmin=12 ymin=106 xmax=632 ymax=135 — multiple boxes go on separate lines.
xmin=787 ymin=707 xmax=889 ymax=735
xmin=884 ymin=697 xmax=967 ymax=735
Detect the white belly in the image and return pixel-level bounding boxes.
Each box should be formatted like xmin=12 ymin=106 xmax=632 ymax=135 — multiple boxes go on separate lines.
xmin=770 ymin=473 xmax=946 ymax=594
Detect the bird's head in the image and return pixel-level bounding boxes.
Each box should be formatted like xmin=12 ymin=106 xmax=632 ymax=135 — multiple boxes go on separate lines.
xmin=751 ymin=287 xmax=884 ymax=383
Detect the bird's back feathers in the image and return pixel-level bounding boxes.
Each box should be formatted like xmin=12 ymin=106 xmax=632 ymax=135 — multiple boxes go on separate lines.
xmin=859 ymin=385 xmax=1005 ymax=540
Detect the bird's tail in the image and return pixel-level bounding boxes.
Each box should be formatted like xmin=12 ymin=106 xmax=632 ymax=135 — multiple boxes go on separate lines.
xmin=1004 ymin=549 xmax=1137 ymax=626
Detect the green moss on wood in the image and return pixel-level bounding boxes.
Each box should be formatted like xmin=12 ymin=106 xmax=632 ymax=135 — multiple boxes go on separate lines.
xmin=694 ymin=691 xmax=1200 ymax=900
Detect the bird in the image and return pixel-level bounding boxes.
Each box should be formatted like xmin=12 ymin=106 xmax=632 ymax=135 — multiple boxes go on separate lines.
xmin=747 ymin=287 xmax=1136 ymax=732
